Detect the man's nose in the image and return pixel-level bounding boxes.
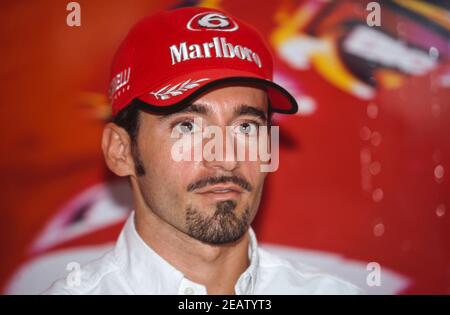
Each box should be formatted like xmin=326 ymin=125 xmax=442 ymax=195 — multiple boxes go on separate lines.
xmin=202 ymin=127 xmax=239 ymax=172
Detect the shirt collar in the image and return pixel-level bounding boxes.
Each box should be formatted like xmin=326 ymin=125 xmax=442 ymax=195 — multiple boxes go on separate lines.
xmin=113 ymin=211 xmax=259 ymax=294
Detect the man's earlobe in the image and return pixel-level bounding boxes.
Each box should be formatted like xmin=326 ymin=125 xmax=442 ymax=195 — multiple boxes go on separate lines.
xmin=101 ymin=123 xmax=135 ymax=177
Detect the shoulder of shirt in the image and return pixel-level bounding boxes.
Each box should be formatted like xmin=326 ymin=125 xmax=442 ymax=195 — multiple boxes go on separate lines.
xmin=41 ymin=249 xmax=130 ymax=295
xmin=256 ymin=247 xmax=365 ymax=294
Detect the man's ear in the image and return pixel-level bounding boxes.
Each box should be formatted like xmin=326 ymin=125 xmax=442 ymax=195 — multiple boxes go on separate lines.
xmin=101 ymin=122 xmax=136 ymax=177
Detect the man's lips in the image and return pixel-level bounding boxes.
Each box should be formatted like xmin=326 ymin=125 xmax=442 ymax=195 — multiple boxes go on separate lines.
xmin=186 ymin=175 xmax=252 ymax=193
xmin=194 ymin=184 xmax=244 ymax=194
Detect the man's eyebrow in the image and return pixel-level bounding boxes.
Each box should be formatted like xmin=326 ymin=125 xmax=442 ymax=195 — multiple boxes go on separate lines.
xmin=158 ymin=103 xmax=209 ymax=120
xmin=234 ymin=105 xmax=267 ymax=122
xmin=158 ymin=103 xmax=267 ymax=122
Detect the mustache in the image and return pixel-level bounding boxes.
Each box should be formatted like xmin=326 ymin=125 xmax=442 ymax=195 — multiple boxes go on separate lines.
xmin=187 ymin=175 xmax=253 ymax=192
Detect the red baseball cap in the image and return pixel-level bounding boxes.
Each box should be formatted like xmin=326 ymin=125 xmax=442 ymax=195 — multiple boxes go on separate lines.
xmin=109 ymin=6 xmax=298 ymax=116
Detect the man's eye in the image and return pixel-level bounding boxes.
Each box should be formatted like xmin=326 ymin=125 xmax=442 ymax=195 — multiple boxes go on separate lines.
xmin=235 ymin=122 xmax=258 ymax=136
xmin=175 ymin=120 xmax=200 ymax=134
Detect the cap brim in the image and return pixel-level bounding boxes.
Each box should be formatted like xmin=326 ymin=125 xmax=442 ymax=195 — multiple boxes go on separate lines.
xmin=135 ymin=68 xmax=298 ymax=115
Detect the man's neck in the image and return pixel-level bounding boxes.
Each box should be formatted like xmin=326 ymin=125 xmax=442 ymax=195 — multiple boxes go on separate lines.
xmin=134 ymin=208 xmax=250 ymax=295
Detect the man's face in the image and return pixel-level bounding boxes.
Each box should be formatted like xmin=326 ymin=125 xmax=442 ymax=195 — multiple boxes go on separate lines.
xmin=132 ymin=84 xmax=269 ymax=244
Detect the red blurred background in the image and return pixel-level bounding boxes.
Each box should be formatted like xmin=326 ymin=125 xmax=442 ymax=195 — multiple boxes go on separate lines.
xmin=1 ymin=0 xmax=449 ymax=294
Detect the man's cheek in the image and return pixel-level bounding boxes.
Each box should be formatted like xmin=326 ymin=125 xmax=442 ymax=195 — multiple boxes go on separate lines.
xmin=243 ymin=161 xmax=265 ymax=183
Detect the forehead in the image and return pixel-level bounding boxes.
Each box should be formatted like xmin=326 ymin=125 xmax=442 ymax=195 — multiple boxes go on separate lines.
xmin=193 ymin=83 xmax=269 ymax=112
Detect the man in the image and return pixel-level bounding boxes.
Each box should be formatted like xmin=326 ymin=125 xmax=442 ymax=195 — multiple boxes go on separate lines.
xmin=44 ymin=6 xmax=362 ymax=295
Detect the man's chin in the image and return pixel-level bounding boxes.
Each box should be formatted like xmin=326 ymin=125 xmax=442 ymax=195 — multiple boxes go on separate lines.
xmin=185 ymin=204 xmax=251 ymax=245
xmin=190 ymin=227 xmax=249 ymax=245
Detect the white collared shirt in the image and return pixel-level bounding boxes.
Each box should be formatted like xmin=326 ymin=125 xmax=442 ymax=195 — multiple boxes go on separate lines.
xmin=43 ymin=211 xmax=363 ymax=295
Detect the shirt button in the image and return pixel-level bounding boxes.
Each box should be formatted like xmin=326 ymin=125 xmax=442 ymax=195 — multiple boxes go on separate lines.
xmin=184 ymin=287 xmax=195 ymax=295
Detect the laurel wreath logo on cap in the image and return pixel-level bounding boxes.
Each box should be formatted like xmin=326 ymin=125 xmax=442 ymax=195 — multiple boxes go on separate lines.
xmin=150 ymin=78 xmax=210 ymax=100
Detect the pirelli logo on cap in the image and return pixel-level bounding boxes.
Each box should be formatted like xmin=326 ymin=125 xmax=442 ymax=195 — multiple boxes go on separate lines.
xmin=109 ymin=67 xmax=131 ymax=101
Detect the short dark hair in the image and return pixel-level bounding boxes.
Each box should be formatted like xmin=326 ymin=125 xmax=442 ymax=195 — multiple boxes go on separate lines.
xmin=112 ymin=101 xmax=142 ymax=145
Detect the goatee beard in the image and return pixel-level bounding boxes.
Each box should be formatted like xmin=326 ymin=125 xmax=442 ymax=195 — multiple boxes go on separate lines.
xmin=186 ymin=200 xmax=250 ymax=244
